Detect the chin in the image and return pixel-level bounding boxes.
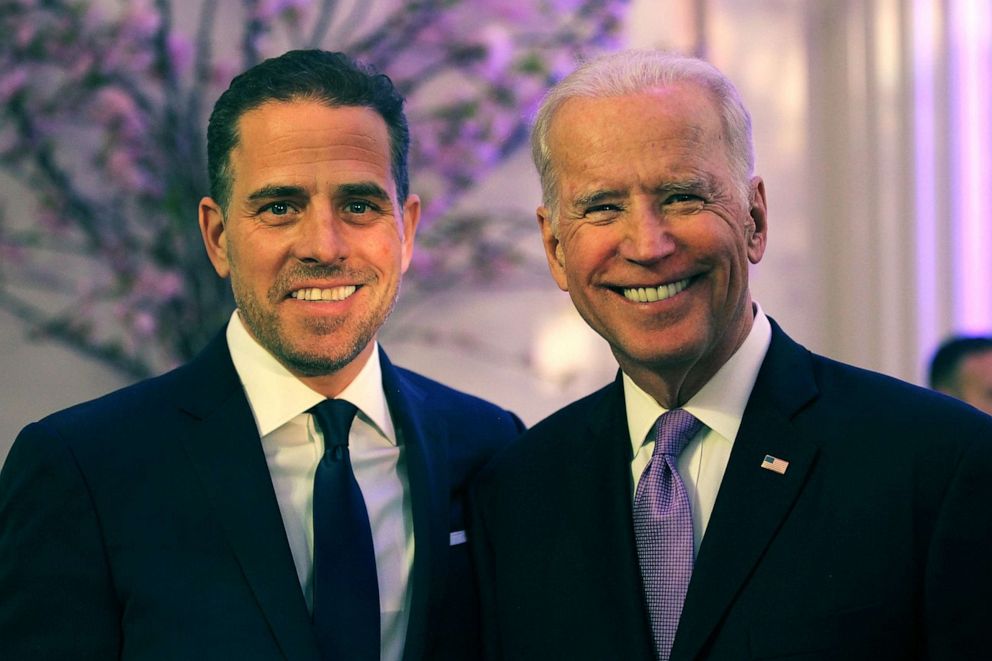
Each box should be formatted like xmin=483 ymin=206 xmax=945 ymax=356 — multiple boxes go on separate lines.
xmin=280 ymin=346 xmax=363 ymax=377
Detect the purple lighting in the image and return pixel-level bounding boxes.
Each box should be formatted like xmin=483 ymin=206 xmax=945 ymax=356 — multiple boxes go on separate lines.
xmin=950 ymin=0 xmax=992 ymax=331
xmin=913 ymin=0 xmax=938 ymax=352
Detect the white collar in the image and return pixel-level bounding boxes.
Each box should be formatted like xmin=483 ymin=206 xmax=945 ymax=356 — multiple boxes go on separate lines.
xmin=225 ymin=311 xmax=395 ymax=443
xmin=624 ymin=303 xmax=773 ymax=450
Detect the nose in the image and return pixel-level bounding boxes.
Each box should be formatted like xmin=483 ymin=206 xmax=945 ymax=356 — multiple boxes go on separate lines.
xmin=294 ymin=205 xmax=350 ymax=264
xmin=618 ymin=206 xmax=676 ymax=264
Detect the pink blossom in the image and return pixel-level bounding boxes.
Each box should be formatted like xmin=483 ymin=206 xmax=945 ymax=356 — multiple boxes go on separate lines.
xmin=106 ymin=148 xmax=146 ymax=191
xmin=15 ymin=21 xmax=36 ymax=47
xmin=68 ymin=51 xmax=97 ymax=81
xmin=0 ymin=68 xmax=28 ymax=104
xmin=482 ymin=1 xmax=542 ymax=22
xmin=121 ymin=0 xmax=161 ymax=40
xmin=93 ymin=87 xmax=145 ymax=137
xmin=252 ymin=0 xmax=281 ymax=22
xmin=112 ymin=300 xmax=130 ymax=321
xmin=547 ymin=0 xmax=587 ymax=12
xmin=134 ymin=264 xmax=186 ymax=301
xmin=132 ymin=310 xmax=157 ymax=337
xmin=211 ymin=58 xmax=240 ymax=88
xmin=474 ymin=24 xmax=514 ymax=82
xmin=82 ymin=3 xmax=107 ymax=32
xmin=167 ymin=33 xmax=194 ymax=78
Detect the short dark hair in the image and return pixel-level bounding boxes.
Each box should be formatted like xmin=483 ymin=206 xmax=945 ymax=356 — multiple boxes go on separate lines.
xmin=206 ymin=49 xmax=410 ymax=211
xmin=928 ymin=335 xmax=992 ymax=391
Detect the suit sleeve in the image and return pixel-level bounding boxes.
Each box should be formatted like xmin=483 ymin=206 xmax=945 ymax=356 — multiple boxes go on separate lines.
xmin=924 ymin=428 xmax=992 ymax=658
xmin=0 ymin=422 xmax=121 ymax=659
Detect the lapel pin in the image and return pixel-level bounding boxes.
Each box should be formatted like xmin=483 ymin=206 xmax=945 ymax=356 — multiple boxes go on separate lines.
xmin=761 ymin=454 xmax=790 ymax=475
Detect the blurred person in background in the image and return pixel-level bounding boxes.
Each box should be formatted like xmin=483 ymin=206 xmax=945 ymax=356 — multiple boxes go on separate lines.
xmin=929 ymin=335 xmax=992 ymax=415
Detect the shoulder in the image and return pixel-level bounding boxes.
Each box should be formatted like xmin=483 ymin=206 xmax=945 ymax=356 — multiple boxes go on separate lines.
xmin=810 ymin=350 xmax=991 ymax=428
xmin=477 ymin=380 xmax=619 ymax=483
xmin=386 ymin=360 xmax=525 ymax=434
xmin=762 ymin=324 xmax=992 ymax=474
xmin=4 ymin=338 xmax=229 ymax=473
xmin=18 ymin=368 xmax=182 ymax=443
xmin=525 ymin=381 xmax=618 ymax=441
xmin=13 ymin=329 xmax=235 ymax=447
xmin=765 ymin=319 xmax=992 ymax=433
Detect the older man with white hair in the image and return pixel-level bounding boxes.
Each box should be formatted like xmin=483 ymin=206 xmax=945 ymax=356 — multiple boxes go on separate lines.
xmin=470 ymin=49 xmax=992 ymax=661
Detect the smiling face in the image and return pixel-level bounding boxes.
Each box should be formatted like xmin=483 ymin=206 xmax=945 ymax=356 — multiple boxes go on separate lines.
xmin=538 ymin=83 xmax=767 ymax=405
xmin=199 ymin=100 xmax=419 ymax=392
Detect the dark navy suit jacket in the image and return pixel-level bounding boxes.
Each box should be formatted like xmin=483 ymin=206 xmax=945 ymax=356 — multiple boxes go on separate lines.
xmin=471 ymin=320 xmax=992 ymax=660
xmin=0 ymin=331 xmax=524 ymax=660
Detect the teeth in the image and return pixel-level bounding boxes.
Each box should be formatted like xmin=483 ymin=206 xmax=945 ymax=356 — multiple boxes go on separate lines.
xmin=290 ymin=286 xmax=357 ymax=301
xmin=623 ymin=278 xmax=690 ymax=303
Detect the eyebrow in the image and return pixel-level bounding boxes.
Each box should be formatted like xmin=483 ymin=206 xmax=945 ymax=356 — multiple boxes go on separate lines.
xmin=247 ymin=184 xmax=307 ymax=202
xmin=651 ymin=177 xmax=712 ymax=197
xmin=338 ymin=182 xmax=391 ymax=201
xmin=573 ymin=189 xmax=626 ymax=208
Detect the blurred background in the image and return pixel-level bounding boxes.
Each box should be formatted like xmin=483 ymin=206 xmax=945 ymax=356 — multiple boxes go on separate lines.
xmin=2 ymin=0 xmax=990 ymax=463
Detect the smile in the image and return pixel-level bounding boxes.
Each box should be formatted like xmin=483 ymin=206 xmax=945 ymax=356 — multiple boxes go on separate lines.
xmin=289 ymin=286 xmax=357 ymax=301
xmin=622 ymin=277 xmax=691 ymax=303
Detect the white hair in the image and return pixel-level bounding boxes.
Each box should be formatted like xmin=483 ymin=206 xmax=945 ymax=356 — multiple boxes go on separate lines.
xmin=531 ymin=49 xmax=755 ymax=227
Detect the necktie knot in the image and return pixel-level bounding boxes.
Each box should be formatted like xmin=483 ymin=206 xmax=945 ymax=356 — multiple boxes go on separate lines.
xmin=311 ymin=399 xmax=357 ymax=461
xmin=654 ymin=408 xmax=702 ymax=458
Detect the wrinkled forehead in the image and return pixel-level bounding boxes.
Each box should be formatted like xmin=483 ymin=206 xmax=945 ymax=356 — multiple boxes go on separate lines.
xmin=550 ymin=88 xmax=730 ymax=179
xmin=548 ymin=85 xmax=726 ymax=160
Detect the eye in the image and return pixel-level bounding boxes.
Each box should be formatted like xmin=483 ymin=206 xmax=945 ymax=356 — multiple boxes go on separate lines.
xmin=261 ymin=201 xmax=293 ymax=215
xmin=584 ymin=203 xmax=623 ymax=216
xmin=346 ymin=201 xmax=372 ymax=214
xmin=665 ymin=193 xmax=702 ymax=205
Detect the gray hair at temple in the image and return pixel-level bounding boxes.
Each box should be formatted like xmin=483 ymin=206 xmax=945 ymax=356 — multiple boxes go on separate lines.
xmin=530 ymin=49 xmax=755 ymax=230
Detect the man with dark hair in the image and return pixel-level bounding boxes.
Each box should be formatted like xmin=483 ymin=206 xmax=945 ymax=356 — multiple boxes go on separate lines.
xmin=929 ymin=335 xmax=992 ymax=415
xmin=0 ymin=49 xmax=523 ymax=660
xmin=470 ymin=49 xmax=992 ymax=660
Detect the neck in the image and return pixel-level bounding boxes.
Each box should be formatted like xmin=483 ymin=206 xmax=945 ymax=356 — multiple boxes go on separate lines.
xmin=618 ymin=307 xmax=755 ymax=409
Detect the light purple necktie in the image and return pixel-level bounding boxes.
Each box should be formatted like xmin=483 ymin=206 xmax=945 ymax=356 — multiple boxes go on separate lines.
xmin=633 ymin=409 xmax=703 ymax=661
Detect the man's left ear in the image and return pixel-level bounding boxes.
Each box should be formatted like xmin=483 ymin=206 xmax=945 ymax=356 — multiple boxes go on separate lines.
xmin=400 ymin=194 xmax=421 ymax=273
xmin=746 ymin=177 xmax=768 ymax=264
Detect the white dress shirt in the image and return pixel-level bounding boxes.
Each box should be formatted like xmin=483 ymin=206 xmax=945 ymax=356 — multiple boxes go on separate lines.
xmin=226 ymin=312 xmax=414 ymax=661
xmin=625 ymin=304 xmax=772 ymax=553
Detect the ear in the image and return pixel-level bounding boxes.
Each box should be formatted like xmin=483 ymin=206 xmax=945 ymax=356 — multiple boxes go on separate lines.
xmin=745 ymin=177 xmax=768 ymax=265
xmin=538 ymin=206 xmax=569 ymax=292
xmin=198 ymin=197 xmax=230 ymax=278
xmin=399 ymin=193 xmax=421 ymax=274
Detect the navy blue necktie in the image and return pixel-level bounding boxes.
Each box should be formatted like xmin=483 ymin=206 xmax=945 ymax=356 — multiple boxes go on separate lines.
xmin=310 ymin=399 xmax=380 ymax=661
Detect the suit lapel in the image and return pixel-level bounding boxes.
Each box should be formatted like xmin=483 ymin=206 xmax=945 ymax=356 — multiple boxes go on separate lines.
xmin=175 ymin=332 xmax=319 ymax=660
xmin=673 ymin=323 xmax=820 ymax=660
xmin=379 ymin=350 xmax=448 ymax=661
xmin=556 ymin=377 xmax=656 ymax=657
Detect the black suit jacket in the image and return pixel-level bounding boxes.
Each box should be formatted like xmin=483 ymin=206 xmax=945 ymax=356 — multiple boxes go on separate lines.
xmin=0 ymin=331 xmax=524 ymax=660
xmin=470 ymin=320 xmax=992 ymax=660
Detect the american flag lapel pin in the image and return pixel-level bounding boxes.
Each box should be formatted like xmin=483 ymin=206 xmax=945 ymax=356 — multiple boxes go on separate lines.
xmin=761 ymin=454 xmax=790 ymax=475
